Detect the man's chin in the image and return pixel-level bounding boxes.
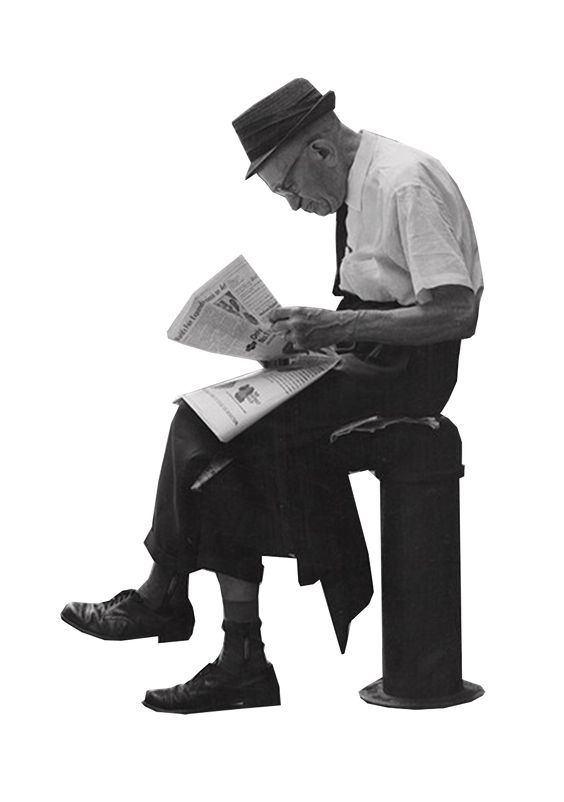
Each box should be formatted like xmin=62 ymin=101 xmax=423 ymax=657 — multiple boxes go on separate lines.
xmin=302 ymin=201 xmax=332 ymax=216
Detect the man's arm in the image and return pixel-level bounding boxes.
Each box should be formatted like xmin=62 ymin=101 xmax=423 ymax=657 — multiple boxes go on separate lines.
xmin=270 ymin=285 xmax=479 ymax=350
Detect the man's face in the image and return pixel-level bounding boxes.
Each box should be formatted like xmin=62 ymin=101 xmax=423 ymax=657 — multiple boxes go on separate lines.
xmin=258 ymin=138 xmax=346 ymax=216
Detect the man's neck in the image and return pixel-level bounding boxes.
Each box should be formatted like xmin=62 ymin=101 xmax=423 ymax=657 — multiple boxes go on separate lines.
xmin=339 ymin=126 xmax=362 ymax=174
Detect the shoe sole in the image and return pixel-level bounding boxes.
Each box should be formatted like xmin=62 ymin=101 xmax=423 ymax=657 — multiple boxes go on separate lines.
xmin=60 ymin=610 xmax=192 ymax=643
xmin=141 ymin=696 xmax=281 ymax=714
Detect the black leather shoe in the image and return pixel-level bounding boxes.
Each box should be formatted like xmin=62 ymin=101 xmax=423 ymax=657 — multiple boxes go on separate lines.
xmin=60 ymin=589 xmax=194 ymax=643
xmin=142 ymin=661 xmax=281 ymax=714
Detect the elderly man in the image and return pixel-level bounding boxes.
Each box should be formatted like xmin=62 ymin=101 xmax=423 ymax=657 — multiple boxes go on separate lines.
xmin=61 ymin=78 xmax=483 ymax=714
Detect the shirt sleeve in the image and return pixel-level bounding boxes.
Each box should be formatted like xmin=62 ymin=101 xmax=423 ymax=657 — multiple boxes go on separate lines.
xmin=395 ymin=184 xmax=473 ymax=302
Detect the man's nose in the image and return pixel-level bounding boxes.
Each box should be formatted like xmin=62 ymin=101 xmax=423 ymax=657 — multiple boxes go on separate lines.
xmin=286 ymin=195 xmax=301 ymax=211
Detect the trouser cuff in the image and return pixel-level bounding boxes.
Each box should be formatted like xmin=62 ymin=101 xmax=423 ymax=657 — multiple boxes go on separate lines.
xmin=144 ymin=531 xmax=264 ymax=583
xmin=144 ymin=530 xmax=197 ymax=573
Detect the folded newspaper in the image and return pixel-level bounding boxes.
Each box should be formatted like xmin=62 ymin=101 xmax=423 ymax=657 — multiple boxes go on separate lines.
xmin=168 ymin=255 xmax=339 ymax=442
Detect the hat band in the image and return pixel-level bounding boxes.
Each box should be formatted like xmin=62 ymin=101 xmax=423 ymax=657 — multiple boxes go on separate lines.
xmin=244 ymin=98 xmax=330 ymax=162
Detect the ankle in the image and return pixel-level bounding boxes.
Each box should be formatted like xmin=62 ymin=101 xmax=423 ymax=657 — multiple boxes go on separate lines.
xmin=218 ymin=619 xmax=267 ymax=675
xmin=137 ymin=564 xmax=188 ymax=612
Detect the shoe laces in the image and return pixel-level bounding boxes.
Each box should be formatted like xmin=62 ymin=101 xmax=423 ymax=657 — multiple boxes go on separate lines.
xmin=99 ymin=588 xmax=137 ymax=612
xmin=185 ymin=663 xmax=223 ymax=691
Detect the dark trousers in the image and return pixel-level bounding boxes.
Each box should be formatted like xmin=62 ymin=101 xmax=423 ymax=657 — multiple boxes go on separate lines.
xmin=143 ymin=404 xmax=269 ymax=581
xmin=144 ymin=327 xmax=461 ymax=584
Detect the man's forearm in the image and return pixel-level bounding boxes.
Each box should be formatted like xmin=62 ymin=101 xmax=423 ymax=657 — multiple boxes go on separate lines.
xmin=270 ymin=287 xmax=478 ymax=350
xmin=333 ymin=284 xmax=478 ymax=346
xmin=340 ymin=300 xmax=475 ymax=346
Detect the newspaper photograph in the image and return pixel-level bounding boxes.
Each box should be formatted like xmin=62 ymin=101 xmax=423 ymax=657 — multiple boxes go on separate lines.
xmin=178 ymin=354 xmax=339 ymax=442
xmin=167 ymin=255 xmax=290 ymax=361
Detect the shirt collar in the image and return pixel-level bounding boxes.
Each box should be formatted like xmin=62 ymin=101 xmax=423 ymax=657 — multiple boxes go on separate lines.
xmin=345 ymin=130 xmax=375 ymax=212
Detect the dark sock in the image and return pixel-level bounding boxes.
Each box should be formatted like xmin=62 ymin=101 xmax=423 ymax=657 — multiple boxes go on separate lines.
xmin=162 ymin=572 xmax=189 ymax=613
xmin=222 ymin=598 xmax=259 ymax=623
xmin=217 ymin=619 xmax=267 ymax=675
xmin=137 ymin=563 xmax=188 ymax=612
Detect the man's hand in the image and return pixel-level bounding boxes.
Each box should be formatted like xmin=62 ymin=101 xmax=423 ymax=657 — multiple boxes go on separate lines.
xmin=269 ymin=306 xmax=352 ymax=351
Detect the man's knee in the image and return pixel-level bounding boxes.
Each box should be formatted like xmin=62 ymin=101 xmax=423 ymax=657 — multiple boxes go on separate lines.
xmin=163 ymin=402 xmax=223 ymax=487
xmin=170 ymin=401 xmax=218 ymax=452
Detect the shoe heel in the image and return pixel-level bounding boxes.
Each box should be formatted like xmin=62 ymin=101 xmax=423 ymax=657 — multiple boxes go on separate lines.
xmin=241 ymin=688 xmax=281 ymax=709
xmin=158 ymin=622 xmax=191 ymax=644
xmin=242 ymin=674 xmax=281 ymax=709
xmin=252 ymin=690 xmax=281 ymax=708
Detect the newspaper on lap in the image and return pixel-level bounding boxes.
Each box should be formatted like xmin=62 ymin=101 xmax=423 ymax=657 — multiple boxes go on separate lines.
xmin=168 ymin=255 xmax=339 ymax=443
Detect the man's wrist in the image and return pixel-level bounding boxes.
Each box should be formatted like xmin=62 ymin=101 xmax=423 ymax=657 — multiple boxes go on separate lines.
xmin=337 ymin=310 xmax=360 ymax=341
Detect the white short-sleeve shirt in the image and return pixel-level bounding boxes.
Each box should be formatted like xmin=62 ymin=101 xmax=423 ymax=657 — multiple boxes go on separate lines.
xmin=338 ymin=131 xmax=484 ymax=305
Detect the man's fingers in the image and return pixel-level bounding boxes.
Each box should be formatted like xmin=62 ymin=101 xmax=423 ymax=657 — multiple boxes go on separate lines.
xmin=261 ymin=358 xmax=295 ymax=370
xmin=270 ymin=320 xmax=290 ymax=335
xmin=269 ymin=306 xmax=296 ymax=323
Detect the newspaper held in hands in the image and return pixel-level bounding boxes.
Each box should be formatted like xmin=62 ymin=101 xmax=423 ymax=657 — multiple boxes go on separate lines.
xmin=167 ymin=255 xmax=289 ymax=361
xmin=178 ymin=353 xmax=339 ymax=443
xmin=169 ymin=255 xmax=340 ymax=444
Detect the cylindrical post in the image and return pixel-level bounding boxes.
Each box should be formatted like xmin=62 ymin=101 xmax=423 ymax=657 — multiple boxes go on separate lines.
xmin=359 ymin=419 xmax=484 ymax=709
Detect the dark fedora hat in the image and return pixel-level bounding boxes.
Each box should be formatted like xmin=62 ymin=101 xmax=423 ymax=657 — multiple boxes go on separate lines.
xmin=232 ymin=78 xmax=336 ymax=179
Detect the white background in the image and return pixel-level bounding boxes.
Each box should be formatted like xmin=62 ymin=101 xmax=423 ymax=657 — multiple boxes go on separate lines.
xmin=1 ymin=1 xmax=562 ymax=800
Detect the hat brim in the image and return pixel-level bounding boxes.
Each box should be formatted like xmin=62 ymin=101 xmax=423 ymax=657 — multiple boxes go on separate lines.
xmin=244 ymin=90 xmax=336 ymax=179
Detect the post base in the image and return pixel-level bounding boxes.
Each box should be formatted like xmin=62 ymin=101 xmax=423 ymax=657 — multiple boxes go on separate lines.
xmin=359 ymin=678 xmax=485 ymax=709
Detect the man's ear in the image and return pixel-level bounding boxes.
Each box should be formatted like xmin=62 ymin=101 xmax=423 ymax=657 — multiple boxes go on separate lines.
xmin=308 ymin=138 xmax=337 ymax=165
